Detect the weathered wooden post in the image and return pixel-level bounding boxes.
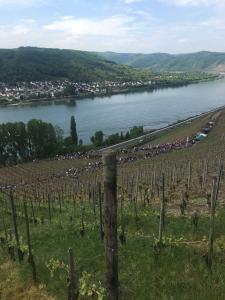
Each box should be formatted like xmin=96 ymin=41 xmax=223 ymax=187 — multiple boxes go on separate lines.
xmin=191 ymin=211 xmax=199 ymax=234
xmin=207 ymin=177 xmax=217 ymax=269
xmin=158 ymin=174 xmax=165 ymax=245
xmin=30 ymin=199 xmax=37 ymax=224
xmin=0 ymin=200 xmax=7 ymax=244
xmin=58 ymin=192 xmax=62 ymax=213
xmin=207 ymin=164 xmax=223 ymax=269
xmin=47 ymin=194 xmax=52 ymax=222
xmin=214 ymin=163 xmax=223 ymax=206
xmin=9 ymin=190 xmax=23 ymax=263
xmin=202 ymin=159 xmax=208 ymax=189
xmin=103 ymin=150 xmax=118 ymax=300
xmin=68 ymin=248 xmax=78 ymax=300
xmin=23 ymin=201 xmax=37 ymax=282
xmin=187 ymin=161 xmax=192 ymax=191
xmin=98 ymin=182 xmax=104 ymax=240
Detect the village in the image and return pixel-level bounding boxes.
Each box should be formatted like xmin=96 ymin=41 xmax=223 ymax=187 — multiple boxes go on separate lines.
xmin=0 ymin=79 xmax=155 ymax=104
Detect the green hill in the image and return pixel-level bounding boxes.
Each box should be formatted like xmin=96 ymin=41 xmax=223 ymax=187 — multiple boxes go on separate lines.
xmin=0 ymin=47 xmax=222 ymax=83
xmin=0 ymin=47 xmax=147 ymax=83
xmin=97 ymin=51 xmax=225 ymax=72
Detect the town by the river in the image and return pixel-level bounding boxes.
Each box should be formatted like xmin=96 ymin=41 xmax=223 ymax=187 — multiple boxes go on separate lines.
xmin=0 ymin=78 xmax=225 ymax=144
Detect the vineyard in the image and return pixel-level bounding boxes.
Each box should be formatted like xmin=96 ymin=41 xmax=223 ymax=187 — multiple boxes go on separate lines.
xmin=1 ymin=109 xmax=225 ymax=299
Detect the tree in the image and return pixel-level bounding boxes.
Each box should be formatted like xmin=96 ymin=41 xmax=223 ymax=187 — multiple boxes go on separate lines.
xmin=0 ymin=119 xmax=65 ymax=165
xmin=105 ymin=133 xmax=121 ymax=146
xmin=27 ymin=119 xmax=58 ymax=158
xmin=70 ymin=116 xmax=78 ymax=145
xmin=55 ymin=125 xmax=64 ymax=143
xmin=13 ymin=122 xmax=28 ymax=161
xmin=91 ymin=131 xmax=104 ymax=147
xmin=63 ymin=84 xmax=76 ymax=96
xmin=130 ymin=126 xmax=144 ymax=138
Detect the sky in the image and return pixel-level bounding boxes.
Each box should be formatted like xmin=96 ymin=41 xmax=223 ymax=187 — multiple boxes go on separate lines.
xmin=0 ymin=0 xmax=225 ymax=53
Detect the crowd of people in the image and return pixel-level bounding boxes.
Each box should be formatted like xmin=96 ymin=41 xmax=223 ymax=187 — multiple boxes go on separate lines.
xmin=117 ymin=120 xmax=214 ymax=164
xmin=61 ymin=134 xmax=197 ymax=178
xmin=53 ymin=150 xmax=102 ymax=162
xmin=54 ymin=152 xmax=89 ymax=161
xmin=0 ymin=119 xmax=215 ymax=186
xmin=137 ymin=137 xmax=195 ymax=158
xmin=64 ymin=161 xmax=103 ymax=178
xmin=50 ymin=120 xmax=214 ymax=170
xmin=53 ymin=119 xmax=215 ymax=180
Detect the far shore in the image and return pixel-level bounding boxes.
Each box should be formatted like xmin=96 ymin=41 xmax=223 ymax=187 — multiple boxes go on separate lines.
xmin=0 ymin=76 xmax=221 ymax=108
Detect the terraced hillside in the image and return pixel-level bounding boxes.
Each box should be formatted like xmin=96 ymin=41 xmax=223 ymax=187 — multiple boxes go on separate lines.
xmin=1 ymin=108 xmax=225 ymax=299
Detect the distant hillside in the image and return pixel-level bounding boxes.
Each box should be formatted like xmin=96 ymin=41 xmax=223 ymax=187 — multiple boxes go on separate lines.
xmin=0 ymin=47 xmax=147 ymax=83
xmin=0 ymin=47 xmax=223 ymax=83
xmin=97 ymin=51 xmax=225 ymax=72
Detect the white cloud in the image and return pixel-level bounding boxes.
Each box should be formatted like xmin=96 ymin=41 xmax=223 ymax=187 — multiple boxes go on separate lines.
xmin=124 ymin=0 xmax=142 ymax=4
xmin=160 ymin=0 xmax=225 ymax=6
xmin=0 ymin=0 xmax=43 ymax=6
xmin=1 ymin=10 xmax=225 ymax=53
xmin=200 ymin=18 xmax=225 ymax=30
xmin=44 ymin=15 xmax=134 ymax=37
xmin=21 ymin=18 xmax=36 ymax=23
xmin=12 ymin=24 xmax=30 ymax=35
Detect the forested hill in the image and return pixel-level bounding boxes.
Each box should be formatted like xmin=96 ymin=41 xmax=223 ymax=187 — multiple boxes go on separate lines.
xmin=96 ymin=51 xmax=225 ymax=72
xmin=0 ymin=47 xmax=148 ymax=83
xmin=1 ymin=47 xmax=223 ymax=83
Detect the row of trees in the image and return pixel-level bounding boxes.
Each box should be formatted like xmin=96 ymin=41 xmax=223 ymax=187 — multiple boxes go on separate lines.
xmin=91 ymin=126 xmax=144 ymax=147
xmin=0 ymin=116 xmax=80 ymax=165
xmin=0 ymin=120 xmax=59 ymax=165
xmin=0 ymin=115 xmax=144 ymax=165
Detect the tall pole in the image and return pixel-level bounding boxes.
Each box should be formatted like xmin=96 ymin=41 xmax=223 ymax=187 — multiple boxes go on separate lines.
xmin=9 ymin=190 xmax=23 ymax=263
xmin=103 ymin=150 xmax=118 ymax=300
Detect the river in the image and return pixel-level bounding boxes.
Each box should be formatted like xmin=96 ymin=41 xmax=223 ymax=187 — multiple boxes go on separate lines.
xmin=0 ymin=78 xmax=225 ymax=144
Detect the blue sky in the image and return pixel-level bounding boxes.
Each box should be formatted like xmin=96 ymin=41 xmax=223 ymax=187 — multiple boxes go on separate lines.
xmin=0 ymin=0 xmax=225 ymax=53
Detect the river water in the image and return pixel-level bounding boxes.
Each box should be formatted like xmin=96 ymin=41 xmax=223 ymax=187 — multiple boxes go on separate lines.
xmin=0 ymin=78 xmax=225 ymax=143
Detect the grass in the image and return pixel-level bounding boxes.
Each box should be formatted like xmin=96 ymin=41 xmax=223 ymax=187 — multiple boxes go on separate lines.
xmin=0 ymin=260 xmax=54 ymax=299
xmin=1 ymin=198 xmax=225 ymax=299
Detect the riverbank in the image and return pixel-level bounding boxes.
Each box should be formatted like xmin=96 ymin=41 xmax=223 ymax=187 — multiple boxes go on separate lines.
xmin=0 ymin=76 xmax=225 ymax=144
xmin=0 ymin=75 xmax=220 ymax=107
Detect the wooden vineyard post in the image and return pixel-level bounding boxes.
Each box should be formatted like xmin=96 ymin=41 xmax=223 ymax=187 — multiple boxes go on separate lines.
xmin=47 ymin=194 xmax=52 ymax=222
xmin=68 ymin=248 xmax=78 ymax=300
xmin=207 ymin=177 xmax=217 ymax=270
xmin=103 ymin=150 xmax=118 ymax=300
xmin=187 ymin=161 xmax=192 ymax=191
xmin=9 ymin=190 xmax=23 ymax=263
xmin=0 ymin=196 xmax=7 ymax=244
xmin=158 ymin=174 xmax=166 ymax=245
xmin=23 ymin=201 xmax=37 ymax=282
xmin=58 ymin=192 xmax=62 ymax=213
xmin=90 ymin=184 xmax=95 ymax=216
xmin=215 ymin=163 xmax=223 ymax=205
xmin=98 ymin=182 xmax=104 ymax=240
xmin=207 ymin=164 xmax=223 ymax=269
xmin=30 ymin=199 xmax=36 ymax=224
xmin=202 ymin=160 xmax=208 ymax=189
